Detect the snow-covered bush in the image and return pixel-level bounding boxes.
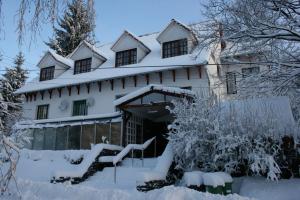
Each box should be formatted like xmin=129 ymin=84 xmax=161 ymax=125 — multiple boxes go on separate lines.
xmin=168 ymin=93 xmax=292 ymax=180
xmin=168 ymin=92 xmax=221 ymax=171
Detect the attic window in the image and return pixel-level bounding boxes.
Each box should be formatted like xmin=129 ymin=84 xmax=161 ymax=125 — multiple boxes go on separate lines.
xmin=115 ymin=48 xmax=137 ymax=67
xmin=40 ymin=66 xmax=55 ymax=81
xmin=74 ymin=58 xmax=92 ymax=74
xmin=162 ymin=39 xmax=188 ymax=58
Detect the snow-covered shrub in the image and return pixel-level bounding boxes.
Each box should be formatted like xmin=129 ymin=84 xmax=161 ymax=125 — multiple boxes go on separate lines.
xmin=168 ymin=93 xmax=292 ymax=180
xmin=168 ymin=92 xmax=221 ymax=171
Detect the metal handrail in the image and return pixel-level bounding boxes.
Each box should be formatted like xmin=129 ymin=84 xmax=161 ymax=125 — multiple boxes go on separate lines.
xmin=113 ymin=136 xmax=156 ymax=183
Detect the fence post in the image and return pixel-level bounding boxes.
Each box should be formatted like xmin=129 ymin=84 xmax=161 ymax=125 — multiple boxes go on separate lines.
xmin=154 ymin=137 xmax=157 ymax=157
xmin=142 ymin=149 xmax=144 ymax=167
xmin=131 ymin=149 xmax=134 ymax=167
xmin=114 ymin=164 xmax=117 ymax=184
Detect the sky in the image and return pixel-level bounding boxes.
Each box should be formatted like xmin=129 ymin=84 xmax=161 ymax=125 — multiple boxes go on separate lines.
xmin=0 ymin=0 xmax=203 ymax=79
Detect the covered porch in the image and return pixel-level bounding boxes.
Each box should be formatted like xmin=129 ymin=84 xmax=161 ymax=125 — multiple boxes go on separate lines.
xmin=114 ymin=84 xmax=194 ymax=156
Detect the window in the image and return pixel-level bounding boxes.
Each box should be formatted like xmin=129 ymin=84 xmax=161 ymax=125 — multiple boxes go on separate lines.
xmin=115 ymin=48 xmax=137 ymax=67
xmin=226 ymin=72 xmax=237 ymax=94
xmin=162 ymin=38 xmax=188 ymax=58
xmin=72 ymin=100 xmax=87 ymax=116
xmin=36 ymin=104 xmax=49 ymax=119
xmin=242 ymin=67 xmax=260 ymax=78
xmin=74 ymin=58 xmax=92 ymax=74
xmin=40 ymin=66 xmax=55 ymax=81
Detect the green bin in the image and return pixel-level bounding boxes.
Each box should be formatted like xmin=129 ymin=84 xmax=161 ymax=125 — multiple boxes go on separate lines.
xmin=223 ymin=182 xmax=232 ymax=195
xmin=205 ymin=185 xmax=224 ymax=194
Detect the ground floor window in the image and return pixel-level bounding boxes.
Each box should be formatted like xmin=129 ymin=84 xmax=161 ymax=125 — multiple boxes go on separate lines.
xmin=29 ymin=121 xmax=122 ymax=150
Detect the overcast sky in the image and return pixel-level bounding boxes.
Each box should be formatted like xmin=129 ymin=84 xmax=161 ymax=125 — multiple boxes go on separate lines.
xmin=0 ymin=0 xmax=203 ymax=79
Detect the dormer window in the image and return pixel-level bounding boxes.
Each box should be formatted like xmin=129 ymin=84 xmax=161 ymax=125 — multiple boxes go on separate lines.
xmin=115 ymin=48 xmax=137 ymax=67
xmin=40 ymin=66 xmax=55 ymax=81
xmin=162 ymin=39 xmax=188 ymax=58
xmin=74 ymin=58 xmax=92 ymax=74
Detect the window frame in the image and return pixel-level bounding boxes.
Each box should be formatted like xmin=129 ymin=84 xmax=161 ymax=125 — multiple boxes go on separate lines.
xmin=226 ymin=72 xmax=237 ymax=95
xmin=40 ymin=66 xmax=55 ymax=81
xmin=162 ymin=38 xmax=188 ymax=58
xmin=36 ymin=104 xmax=49 ymax=120
xmin=74 ymin=58 xmax=92 ymax=74
xmin=72 ymin=99 xmax=88 ymax=116
xmin=115 ymin=48 xmax=137 ymax=67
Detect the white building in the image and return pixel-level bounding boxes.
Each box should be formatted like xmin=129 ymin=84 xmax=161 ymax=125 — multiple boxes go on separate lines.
xmin=16 ymin=19 xmax=271 ymax=152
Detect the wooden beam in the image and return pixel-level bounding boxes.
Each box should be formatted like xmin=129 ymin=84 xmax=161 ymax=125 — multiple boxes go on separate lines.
xmin=67 ymin=86 xmax=72 ymax=96
xmin=57 ymin=88 xmax=62 ymax=98
xmin=159 ymin=72 xmax=163 ymax=84
xmin=110 ymin=79 xmax=114 ymax=90
xmin=145 ymin=74 xmax=149 ymax=85
xmin=86 ymin=83 xmax=91 ymax=94
xmin=25 ymin=93 xmax=29 ymax=102
xmin=76 ymin=85 xmax=80 ymax=95
xmin=172 ymin=70 xmax=176 ymax=82
xmin=40 ymin=91 xmax=45 ymax=100
xmin=29 ymin=93 xmax=32 ymax=102
xmin=33 ymin=92 xmax=37 ymax=101
xmin=121 ymin=78 xmax=125 ymax=89
xmin=97 ymin=81 xmax=102 ymax=92
xmin=186 ymin=68 xmax=190 ymax=80
xmin=48 ymin=89 xmax=53 ymax=99
xmin=198 ymin=66 xmax=202 ymax=78
xmin=133 ymin=76 xmax=137 ymax=87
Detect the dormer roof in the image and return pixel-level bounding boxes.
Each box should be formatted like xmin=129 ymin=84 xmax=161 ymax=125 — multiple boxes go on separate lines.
xmin=37 ymin=50 xmax=73 ymax=69
xmin=111 ymin=30 xmax=151 ymax=53
xmin=67 ymin=40 xmax=107 ymax=62
xmin=156 ymin=19 xmax=198 ymax=44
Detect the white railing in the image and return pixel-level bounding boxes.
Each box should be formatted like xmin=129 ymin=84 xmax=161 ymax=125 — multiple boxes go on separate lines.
xmin=113 ymin=136 xmax=156 ymax=183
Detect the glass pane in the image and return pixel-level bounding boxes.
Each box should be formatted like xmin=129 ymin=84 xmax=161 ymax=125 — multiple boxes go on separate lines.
xmin=111 ymin=122 xmax=121 ymax=145
xmin=32 ymin=128 xmax=44 ymax=150
xmin=22 ymin=129 xmax=34 ymax=149
xmin=81 ymin=124 xmax=95 ymax=149
xmin=44 ymin=128 xmax=56 ymax=150
xmin=56 ymin=126 xmax=68 ymax=150
xmin=95 ymin=123 xmax=110 ymax=144
xmin=68 ymin=125 xmax=81 ymax=149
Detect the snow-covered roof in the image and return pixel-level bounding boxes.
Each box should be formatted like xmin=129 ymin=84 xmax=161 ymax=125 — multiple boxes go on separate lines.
xmin=221 ymin=96 xmax=297 ymax=136
xmin=114 ymin=84 xmax=195 ymax=106
xmin=111 ymin=30 xmax=151 ymax=53
xmin=37 ymin=50 xmax=74 ymax=69
xmin=16 ymin=112 xmax=121 ymax=129
xmin=67 ymin=40 xmax=107 ymax=61
xmin=16 ymin=22 xmax=209 ymax=94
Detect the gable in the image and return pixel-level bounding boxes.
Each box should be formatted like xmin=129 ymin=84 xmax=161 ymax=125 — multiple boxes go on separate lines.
xmin=157 ymin=19 xmax=197 ymax=45
xmin=69 ymin=41 xmax=106 ymax=62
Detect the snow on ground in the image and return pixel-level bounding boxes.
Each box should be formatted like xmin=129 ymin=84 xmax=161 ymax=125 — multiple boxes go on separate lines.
xmin=4 ymin=180 xmax=252 ymax=200
xmin=237 ymin=177 xmax=300 ymax=200
xmin=5 ymin=149 xmax=300 ymax=200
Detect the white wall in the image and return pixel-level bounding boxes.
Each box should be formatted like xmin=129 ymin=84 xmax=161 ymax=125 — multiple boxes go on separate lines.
xmin=22 ymin=66 xmax=209 ymax=120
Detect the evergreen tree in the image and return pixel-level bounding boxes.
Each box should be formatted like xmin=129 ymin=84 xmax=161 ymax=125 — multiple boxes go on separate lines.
xmin=45 ymin=0 xmax=95 ymax=56
xmin=1 ymin=52 xmax=28 ymax=103
xmin=0 ymin=52 xmax=28 ymax=135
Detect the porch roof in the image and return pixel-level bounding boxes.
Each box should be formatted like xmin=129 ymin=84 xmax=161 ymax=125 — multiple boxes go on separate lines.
xmin=114 ymin=84 xmax=195 ymax=107
xmin=16 ymin=112 xmax=122 ymax=129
